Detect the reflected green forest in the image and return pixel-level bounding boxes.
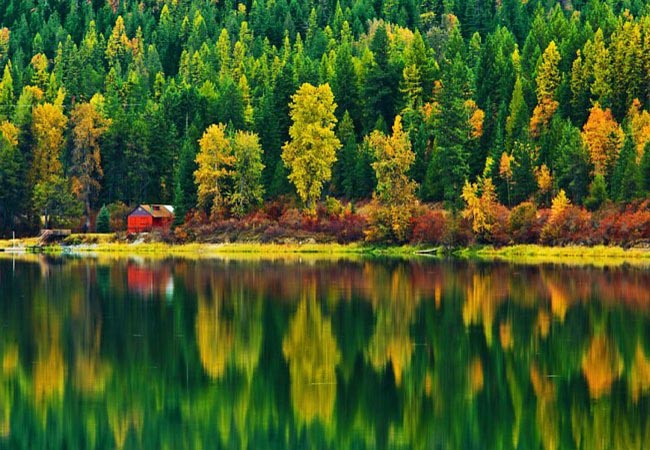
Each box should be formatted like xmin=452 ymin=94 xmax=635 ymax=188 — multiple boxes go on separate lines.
xmin=0 ymin=255 xmax=649 ymax=449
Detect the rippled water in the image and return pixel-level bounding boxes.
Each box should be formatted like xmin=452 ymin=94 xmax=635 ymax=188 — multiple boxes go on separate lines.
xmin=0 ymin=254 xmax=649 ymax=449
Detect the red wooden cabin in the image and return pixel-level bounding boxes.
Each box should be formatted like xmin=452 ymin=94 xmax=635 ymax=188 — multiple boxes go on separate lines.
xmin=127 ymin=205 xmax=175 ymax=233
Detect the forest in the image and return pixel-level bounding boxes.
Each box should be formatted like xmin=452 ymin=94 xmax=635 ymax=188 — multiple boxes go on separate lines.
xmin=2 ymin=0 xmax=650 ymax=245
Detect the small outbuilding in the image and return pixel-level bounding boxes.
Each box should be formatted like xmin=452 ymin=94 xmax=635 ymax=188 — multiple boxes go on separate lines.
xmin=127 ymin=204 xmax=175 ymax=233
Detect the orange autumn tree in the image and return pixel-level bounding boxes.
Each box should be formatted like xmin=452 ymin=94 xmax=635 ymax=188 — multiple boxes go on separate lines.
xmin=581 ymin=104 xmax=624 ymax=176
xmin=464 ymin=99 xmax=485 ymax=139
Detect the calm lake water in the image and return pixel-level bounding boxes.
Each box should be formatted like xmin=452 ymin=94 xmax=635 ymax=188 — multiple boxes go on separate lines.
xmin=0 ymin=255 xmax=649 ymax=449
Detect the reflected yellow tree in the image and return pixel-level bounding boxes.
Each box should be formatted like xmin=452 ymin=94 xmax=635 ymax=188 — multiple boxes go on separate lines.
xmin=581 ymin=335 xmax=623 ymax=399
xmin=195 ymin=287 xmax=234 ymax=379
xmin=33 ymin=312 xmax=66 ymax=411
xmin=462 ymin=271 xmax=507 ymax=345
xmin=366 ymin=265 xmax=418 ymax=386
xmin=530 ymin=364 xmax=559 ymax=450
xmin=0 ymin=344 xmax=19 ymax=438
xmin=71 ymin=282 xmax=112 ymax=396
xmin=628 ymin=343 xmax=650 ymax=403
xmin=283 ymin=285 xmax=341 ymax=426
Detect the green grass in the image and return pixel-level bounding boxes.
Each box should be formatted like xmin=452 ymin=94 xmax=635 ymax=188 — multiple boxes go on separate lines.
xmin=5 ymin=234 xmax=650 ymax=266
xmin=458 ymin=244 xmax=650 ymax=266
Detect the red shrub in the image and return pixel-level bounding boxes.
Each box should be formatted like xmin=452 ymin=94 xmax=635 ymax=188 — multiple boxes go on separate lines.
xmin=278 ymin=208 xmax=304 ymax=229
xmin=592 ymin=203 xmax=650 ymax=245
xmin=262 ymin=199 xmax=289 ymax=221
xmin=320 ymin=210 xmax=366 ymax=243
xmin=541 ymin=206 xmax=593 ymax=245
xmin=445 ymin=215 xmax=475 ymax=247
xmin=486 ymin=204 xmax=510 ymax=246
xmin=410 ymin=209 xmax=449 ymax=245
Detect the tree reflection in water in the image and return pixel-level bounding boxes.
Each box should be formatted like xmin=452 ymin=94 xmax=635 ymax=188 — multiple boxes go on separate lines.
xmin=0 ymin=255 xmax=649 ymax=449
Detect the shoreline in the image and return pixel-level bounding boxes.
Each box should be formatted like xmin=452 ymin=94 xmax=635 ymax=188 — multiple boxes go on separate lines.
xmin=2 ymin=235 xmax=650 ymax=263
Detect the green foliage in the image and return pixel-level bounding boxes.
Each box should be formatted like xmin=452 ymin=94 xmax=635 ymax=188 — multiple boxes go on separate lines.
xmin=585 ymin=174 xmax=608 ymax=212
xmin=32 ymin=176 xmax=83 ymax=228
xmin=640 ymin=143 xmax=650 ymax=194
xmin=0 ymin=0 xmax=649 ymax=236
xmin=96 ymin=204 xmax=110 ymax=233
xmin=611 ymin=136 xmax=640 ymax=202
xmin=230 ymin=131 xmax=265 ymax=216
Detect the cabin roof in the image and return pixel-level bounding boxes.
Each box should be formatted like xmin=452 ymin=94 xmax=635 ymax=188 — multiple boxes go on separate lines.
xmin=129 ymin=204 xmax=175 ymax=218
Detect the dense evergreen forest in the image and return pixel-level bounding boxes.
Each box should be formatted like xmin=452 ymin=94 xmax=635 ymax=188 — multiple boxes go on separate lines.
xmin=3 ymin=0 xmax=650 ymax=241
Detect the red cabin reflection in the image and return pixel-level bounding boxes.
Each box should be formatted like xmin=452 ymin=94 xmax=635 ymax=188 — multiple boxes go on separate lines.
xmin=127 ymin=262 xmax=174 ymax=299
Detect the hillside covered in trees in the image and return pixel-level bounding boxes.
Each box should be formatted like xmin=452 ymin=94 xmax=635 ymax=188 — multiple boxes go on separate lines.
xmin=2 ymin=0 xmax=650 ymax=244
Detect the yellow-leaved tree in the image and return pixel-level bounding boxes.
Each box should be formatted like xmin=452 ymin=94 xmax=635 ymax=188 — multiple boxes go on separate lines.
xmin=30 ymin=102 xmax=67 ymax=185
xmin=70 ymin=96 xmax=111 ymax=226
xmin=282 ymin=83 xmax=341 ymax=210
xmin=530 ymin=41 xmax=561 ymax=137
xmin=194 ymin=123 xmax=235 ymax=217
xmin=627 ymin=98 xmax=650 ymax=158
xmin=461 ymin=158 xmax=499 ymax=239
xmin=368 ymin=115 xmax=417 ymax=206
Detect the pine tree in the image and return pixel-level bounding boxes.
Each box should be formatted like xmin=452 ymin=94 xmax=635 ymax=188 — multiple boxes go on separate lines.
xmin=506 ymin=75 xmax=528 ymax=150
xmin=641 ymin=143 xmax=650 ymax=194
xmin=96 ymin=204 xmax=110 ymax=233
xmin=173 ymin=136 xmax=198 ymax=226
xmin=584 ymin=174 xmax=608 ymax=211
xmin=332 ymin=111 xmax=357 ymax=198
xmin=426 ymin=55 xmax=472 ymax=207
xmin=611 ymin=135 xmax=640 ymax=202
xmin=363 ymin=24 xmax=399 ymax=132
xmin=554 ymin=121 xmax=592 ymax=205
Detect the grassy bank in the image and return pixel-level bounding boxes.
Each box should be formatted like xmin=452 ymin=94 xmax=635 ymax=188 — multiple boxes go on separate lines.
xmin=458 ymin=244 xmax=650 ymax=266
xmin=4 ymin=234 xmax=650 ymax=264
xmin=0 ymin=234 xmax=434 ymax=257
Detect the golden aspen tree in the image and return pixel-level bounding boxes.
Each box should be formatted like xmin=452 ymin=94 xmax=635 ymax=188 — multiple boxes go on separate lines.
xmin=368 ymin=115 xmax=417 ymax=206
xmin=70 ymin=99 xmax=111 ymax=224
xmin=282 ymin=83 xmax=340 ymax=210
xmin=194 ymin=124 xmax=235 ymax=216
xmin=30 ymin=102 xmax=67 ymax=185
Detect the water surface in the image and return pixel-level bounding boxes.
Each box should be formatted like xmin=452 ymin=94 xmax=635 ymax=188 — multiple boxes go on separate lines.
xmin=0 ymin=255 xmax=649 ymax=449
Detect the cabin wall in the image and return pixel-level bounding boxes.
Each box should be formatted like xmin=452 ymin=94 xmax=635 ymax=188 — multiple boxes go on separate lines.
xmin=128 ymin=216 xmax=153 ymax=233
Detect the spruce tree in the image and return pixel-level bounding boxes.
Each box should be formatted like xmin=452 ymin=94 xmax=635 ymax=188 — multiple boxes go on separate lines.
xmin=96 ymin=205 xmax=110 ymax=233
xmin=611 ymin=135 xmax=640 ymax=202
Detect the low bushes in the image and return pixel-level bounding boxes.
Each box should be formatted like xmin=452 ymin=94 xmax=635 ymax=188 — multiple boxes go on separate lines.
xmin=172 ymin=198 xmax=650 ymax=248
